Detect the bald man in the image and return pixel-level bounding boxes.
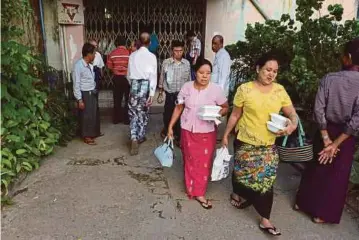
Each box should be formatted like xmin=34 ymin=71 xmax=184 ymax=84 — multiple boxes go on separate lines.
xmin=212 ymin=35 xmax=231 ymax=142
xmin=127 ymin=32 xmax=157 ymax=155
xmin=211 ymin=35 xmax=231 ymax=97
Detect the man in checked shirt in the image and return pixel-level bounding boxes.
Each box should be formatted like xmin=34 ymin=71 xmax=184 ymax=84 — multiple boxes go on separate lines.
xmin=158 ymin=40 xmax=191 ymax=143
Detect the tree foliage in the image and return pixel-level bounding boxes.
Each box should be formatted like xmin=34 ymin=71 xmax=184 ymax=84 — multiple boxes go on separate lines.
xmin=1 ymin=0 xmax=77 ymax=198
xmin=227 ymin=0 xmax=359 ymax=116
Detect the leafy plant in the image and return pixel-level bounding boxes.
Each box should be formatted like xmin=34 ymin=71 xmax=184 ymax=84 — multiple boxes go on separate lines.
xmin=226 ymin=0 xmax=359 ymax=118
xmin=1 ymin=0 xmax=77 ymax=198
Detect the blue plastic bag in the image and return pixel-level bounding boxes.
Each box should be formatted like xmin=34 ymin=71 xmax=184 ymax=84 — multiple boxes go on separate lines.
xmin=154 ymin=137 xmax=174 ymax=167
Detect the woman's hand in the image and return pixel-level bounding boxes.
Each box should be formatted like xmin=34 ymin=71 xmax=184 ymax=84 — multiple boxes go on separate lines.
xmin=167 ymin=127 xmax=174 ymax=140
xmin=221 ymin=135 xmax=229 ymax=148
xmin=276 ymin=119 xmax=297 ymax=136
xmin=318 ymin=142 xmax=340 ymax=164
xmin=323 ymin=138 xmax=333 ymax=147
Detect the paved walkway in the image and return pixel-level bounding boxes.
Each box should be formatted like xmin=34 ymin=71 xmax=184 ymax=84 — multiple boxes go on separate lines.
xmin=2 ymin=113 xmax=358 ymax=240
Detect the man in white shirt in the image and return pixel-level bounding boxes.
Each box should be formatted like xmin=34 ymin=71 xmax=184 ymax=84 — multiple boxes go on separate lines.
xmin=89 ymin=40 xmax=105 ymax=89
xmin=211 ymin=35 xmax=231 ymax=97
xmin=127 ymin=32 xmax=157 ymax=155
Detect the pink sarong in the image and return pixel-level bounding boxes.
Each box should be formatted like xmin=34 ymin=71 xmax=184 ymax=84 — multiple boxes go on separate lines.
xmin=180 ymin=129 xmax=217 ymax=198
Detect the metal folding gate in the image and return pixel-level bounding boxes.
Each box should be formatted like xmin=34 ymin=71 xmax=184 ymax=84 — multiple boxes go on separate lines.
xmin=84 ymin=0 xmax=206 ymax=90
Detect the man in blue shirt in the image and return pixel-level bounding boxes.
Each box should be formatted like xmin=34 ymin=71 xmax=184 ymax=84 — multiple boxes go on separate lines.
xmin=72 ymin=43 xmax=101 ymax=145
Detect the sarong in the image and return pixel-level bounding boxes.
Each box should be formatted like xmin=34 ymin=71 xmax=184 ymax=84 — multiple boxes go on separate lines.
xmin=128 ymin=79 xmax=150 ymax=141
xmin=79 ymin=90 xmax=100 ymax=138
xmin=232 ymin=140 xmax=279 ymax=219
xmin=295 ymin=123 xmax=356 ymax=223
xmin=181 ymin=129 xmax=216 ymax=198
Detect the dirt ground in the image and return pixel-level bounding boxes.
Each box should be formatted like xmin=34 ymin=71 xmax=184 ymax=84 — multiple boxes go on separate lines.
xmin=1 ymin=113 xmax=359 ymax=240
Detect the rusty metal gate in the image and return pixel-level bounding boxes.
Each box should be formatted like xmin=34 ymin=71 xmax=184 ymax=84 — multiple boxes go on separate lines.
xmin=84 ymin=0 xmax=206 ymax=90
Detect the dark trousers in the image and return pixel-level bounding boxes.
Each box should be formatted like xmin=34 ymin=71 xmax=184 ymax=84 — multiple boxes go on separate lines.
xmin=112 ymin=75 xmax=130 ymax=124
xmin=163 ymin=92 xmax=181 ymax=140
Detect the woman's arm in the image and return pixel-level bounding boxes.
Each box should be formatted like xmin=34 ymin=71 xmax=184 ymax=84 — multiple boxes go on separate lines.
xmin=219 ymin=102 xmax=229 ymax=117
xmin=221 ymin=106 xmax=243 ymax=147
xmin=279 ymin=105 xmax=298 ymax=136
xmin=167 ymin=104 xmax=184 ymax=138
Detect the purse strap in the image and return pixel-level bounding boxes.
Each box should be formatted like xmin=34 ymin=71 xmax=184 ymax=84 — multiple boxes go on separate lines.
xmin=164 ymin=137 xmax=174 ymax=149
xmin=281 ymin=116 xmax=305 ymax=147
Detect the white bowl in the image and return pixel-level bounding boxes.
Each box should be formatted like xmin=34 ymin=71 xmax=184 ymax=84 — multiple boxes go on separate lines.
xmin=270 ymin=113 xmax=288 ymax=127
xmin=267 ymin=121 xmax=285 ymax=134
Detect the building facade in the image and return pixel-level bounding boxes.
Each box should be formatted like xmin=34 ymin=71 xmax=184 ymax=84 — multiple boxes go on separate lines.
xmin=42 ymin=0 xmax=358 ymax=107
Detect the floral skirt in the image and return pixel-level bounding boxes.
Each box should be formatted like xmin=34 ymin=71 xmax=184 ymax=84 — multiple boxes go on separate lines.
xmin=233 ymin=142 xmax=279 ymax=194
xmin=232 ymin=141 xmax=279 ymax=219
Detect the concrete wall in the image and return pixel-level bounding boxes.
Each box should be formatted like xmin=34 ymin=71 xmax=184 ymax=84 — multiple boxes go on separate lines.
xmin=43 ymin=0 xmax=84 ymax=79
xmin=205 ymin=0 xmax=358 ymax=60
xmin=43 ymin=0 xmax=62 ymax=70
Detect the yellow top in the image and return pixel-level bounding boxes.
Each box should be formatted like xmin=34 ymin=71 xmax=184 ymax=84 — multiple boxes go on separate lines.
xmin=234 ymin=82 xmax=292 ymax=146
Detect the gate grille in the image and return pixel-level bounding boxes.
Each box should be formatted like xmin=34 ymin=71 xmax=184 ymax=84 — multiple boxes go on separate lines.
xmin=84 ymin=0 xmax=206 ymax=90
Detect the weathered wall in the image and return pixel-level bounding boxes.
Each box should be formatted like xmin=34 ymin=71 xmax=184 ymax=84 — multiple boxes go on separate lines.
xmin=205 ymin=0 xmax=358 ymax=60
xmin=43 ymin=0 xmax=84 ymax=79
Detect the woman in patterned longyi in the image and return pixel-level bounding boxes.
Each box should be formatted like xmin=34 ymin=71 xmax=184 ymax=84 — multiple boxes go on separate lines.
xmin=167 ymin=59 xmax=228 ymax=209
xmin=221 ymin=52 xmax=298 ymax=236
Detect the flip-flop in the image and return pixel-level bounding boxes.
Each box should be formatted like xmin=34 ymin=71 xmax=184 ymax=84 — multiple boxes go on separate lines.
xmin=293 ymin=204 xmax=300 ymax=211
xmin=195 ymin=198 xmax=212 ymax=209
xmin=84 ymin=138 xmax=97 ymax=145
xmin=259 ymin=224 xmax=281 ymax=236
xmin=230 ymin=193 xmax=252 ymax=209
xmin=312 ymin=217 xmax=326 ymax=224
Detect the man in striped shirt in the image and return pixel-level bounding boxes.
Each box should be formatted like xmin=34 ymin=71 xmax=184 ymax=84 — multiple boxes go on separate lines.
xmin=107 ymin=36 xmax=131 ymax=124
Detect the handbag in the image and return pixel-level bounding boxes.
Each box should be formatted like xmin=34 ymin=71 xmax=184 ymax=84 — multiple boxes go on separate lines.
xmin=277 ymin=117 xmax=313 ymax=162
xmin=154 ymin=137 xmax=174 ymax=167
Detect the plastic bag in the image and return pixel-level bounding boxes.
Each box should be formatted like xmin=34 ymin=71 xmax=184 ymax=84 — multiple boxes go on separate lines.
xmin=211 ymin=147 xmax=232 ymax=181
xmin=154 ymin=137 xmax=174 ymax=167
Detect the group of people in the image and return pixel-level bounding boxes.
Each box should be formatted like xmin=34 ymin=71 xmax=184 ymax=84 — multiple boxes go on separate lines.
xmin=72 ymin=33 xmax=359 ymax=236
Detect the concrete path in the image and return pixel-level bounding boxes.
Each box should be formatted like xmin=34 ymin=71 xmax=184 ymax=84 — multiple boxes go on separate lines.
xmin=1 ymin=113 xmax=358 ymax=240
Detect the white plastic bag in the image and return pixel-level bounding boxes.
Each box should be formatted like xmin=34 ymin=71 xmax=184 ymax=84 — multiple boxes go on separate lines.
xmin=211 ymin=147 xmax=232 ymax=181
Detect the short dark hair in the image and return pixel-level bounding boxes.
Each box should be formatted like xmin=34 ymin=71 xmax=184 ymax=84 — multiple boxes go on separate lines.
xmin=82 ymin=43 xmax=95 ymax=57
xmin=171 ymin=40 xmax=185 ymax=49
xmin=193 ymin=58 xmax=213 ymax=72
xmin=186 ymin=30 xmax=196 ymax=38
xmin=344 ymin=37 xmax=359 ymax=65
xmin=255 ymin=51 xmax=281 ymax=69
xmin=213 ymin=35 xmax=224 ymax=44
xmin=115 ymin=36 xmax=127 ymax=47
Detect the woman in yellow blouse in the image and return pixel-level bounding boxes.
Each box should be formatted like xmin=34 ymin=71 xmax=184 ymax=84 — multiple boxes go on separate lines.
xmin=222 ymin=52 xmax=298 ymax=236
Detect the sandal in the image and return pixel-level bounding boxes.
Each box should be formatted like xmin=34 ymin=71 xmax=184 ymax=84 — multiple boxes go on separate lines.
xmin=195 ymin=198 xmax=212 ymax=209
xmin=230 ymin=193 xmax=252 ymax=209
xmin=293 ymin=204 xmax=300 ymax=211
xmin=84 ymin=138 xmax=97 ymax=145
xmin=259 ymin=224 xmax=281 ymax=236
xmin=312 ymin=217 xmax=326 ymax=224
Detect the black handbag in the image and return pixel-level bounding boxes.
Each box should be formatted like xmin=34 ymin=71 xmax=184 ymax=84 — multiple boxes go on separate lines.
xmin=277 ymin=117 xmax=313 ymax=162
